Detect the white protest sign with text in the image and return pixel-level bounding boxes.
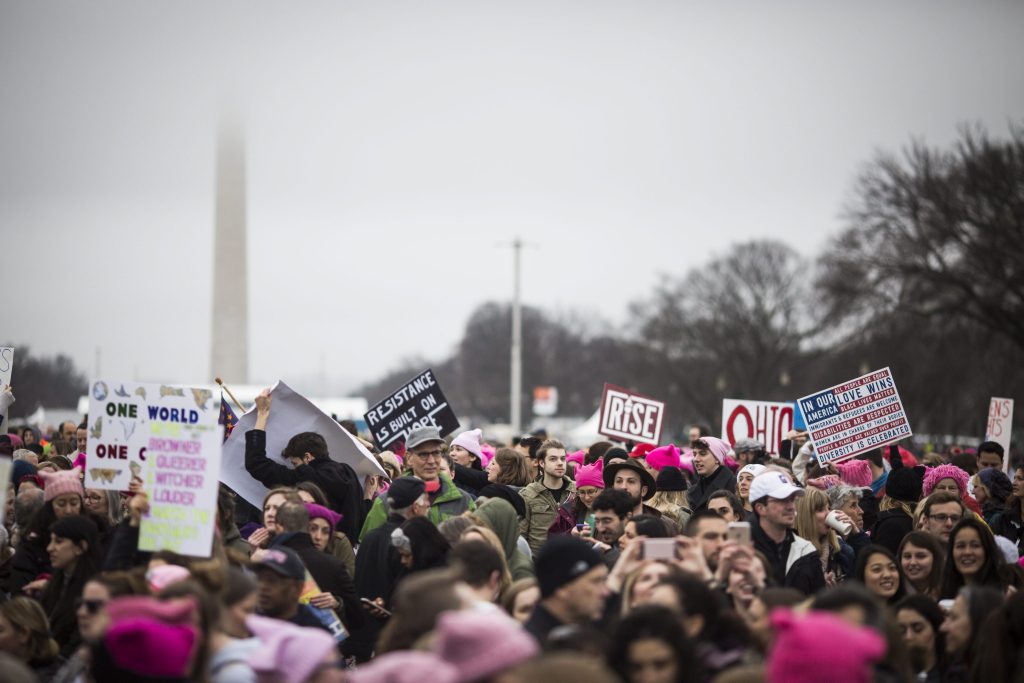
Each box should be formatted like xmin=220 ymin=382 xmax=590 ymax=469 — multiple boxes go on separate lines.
xmin=721 ymin=399 xmax=794 ymax=457
xmin=597 ymin=383 xmax=666 ymax=445
xmin=220 ymin=381 xmax=386 ymax=510
xmin=0 ymin=347 xmax=13 ymax=432
xmin=985 ymin=397 xmax=1014 ymax=472
xmin=798 ymin=367 xmax=912 ymax=465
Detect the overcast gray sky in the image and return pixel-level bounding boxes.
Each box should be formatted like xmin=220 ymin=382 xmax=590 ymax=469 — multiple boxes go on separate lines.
xmin=3 ymin=1 xmax=1023 ymax=396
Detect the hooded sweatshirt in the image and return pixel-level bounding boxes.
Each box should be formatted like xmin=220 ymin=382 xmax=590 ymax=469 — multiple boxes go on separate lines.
xmin=475 ymin=499 xmax=535 ymax=581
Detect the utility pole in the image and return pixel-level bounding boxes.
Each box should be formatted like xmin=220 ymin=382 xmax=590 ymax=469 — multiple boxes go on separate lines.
xmin=510 ymin=237 xmax=523 ymax=435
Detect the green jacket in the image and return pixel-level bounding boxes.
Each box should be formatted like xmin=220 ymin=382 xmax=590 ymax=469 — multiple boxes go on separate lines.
xmin=358 ymin=473 xmax=474 ymax=543
xmin=519 ymin=477 xmax=575 ymax=556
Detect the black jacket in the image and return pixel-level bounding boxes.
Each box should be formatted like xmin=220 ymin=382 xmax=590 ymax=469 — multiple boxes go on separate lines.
xmin=245 ymin=429 xmax=365 ymax=544
xmin=870 ymin=509 xmax=914 ymax=556
xmin=687 ymin=465 xmax=737 ymax=512
xmin=752 ymin=519 xmax=826 ymax=595
xmin=524 ymin=603 xmax=569 ymax=645
xmin=272 ymin=532 xmax=363 ymax=632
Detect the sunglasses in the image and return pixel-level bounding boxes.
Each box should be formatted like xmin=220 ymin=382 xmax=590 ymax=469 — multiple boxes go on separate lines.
xmin=74 ymin=598 xmax=107 ymax=615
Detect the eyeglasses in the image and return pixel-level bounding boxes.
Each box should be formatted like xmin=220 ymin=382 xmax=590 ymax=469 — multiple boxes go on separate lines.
xmin=928 ymin=513 xmax=962 ymax=524
xmin=74 ymin=598 xmax=107 ymax=615
xmin=411 ymin=448 xmax=445 ymax=460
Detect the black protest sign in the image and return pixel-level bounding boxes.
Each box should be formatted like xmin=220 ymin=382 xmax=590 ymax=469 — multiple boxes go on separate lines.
xmin=363 ymin=368 xmax=460 ymax=451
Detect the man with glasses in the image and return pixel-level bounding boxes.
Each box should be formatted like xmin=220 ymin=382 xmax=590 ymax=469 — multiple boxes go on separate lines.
xmin=358 ymin=425 xmax=474 ymax=542
xmin=920 ymin=491 xmax=966 ymax=543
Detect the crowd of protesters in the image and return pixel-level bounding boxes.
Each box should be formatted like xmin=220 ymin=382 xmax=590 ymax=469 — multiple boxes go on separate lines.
xmin=1 ymin=383 xmax=1023 ymax=683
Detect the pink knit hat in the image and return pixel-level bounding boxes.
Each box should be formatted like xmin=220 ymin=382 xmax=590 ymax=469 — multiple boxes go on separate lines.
xmin=566 ymin=449 xmax=586 ymax=466
xmin=246 ymin=615 xmax=337 ymax=683
xmin=349 ymin=651 xmax=458 ymax=683
xmin=433 ymin=610 xmax=538 ymax=682
xmin=146 ymin=564 xmax=192 ymax=593
xmin=835 ymin=459 xmax=873 ymax=488
xmin=768 ymin=609 xmax=885 ymax=683
xmin=39 ymin=466 xmax=84 ymax=503
xmin=645 ymin=444 xmax=681 ymax=472
xmin=479 ymin=444 xmax=496 ymax=469
xmin=695 ymin=437 xmax=731 ymax=464
xmin=922 ymin=464 xmax=970 ymax=497
xmin=806 ymin=475 xmax=842 ymax=490
xmin=574 ymin=461 xmax=605 ymax=490
xmin=450 ymin=429 xmax=484 ymax=463
xmin=106 ymin=618 xmax=198 ymax=678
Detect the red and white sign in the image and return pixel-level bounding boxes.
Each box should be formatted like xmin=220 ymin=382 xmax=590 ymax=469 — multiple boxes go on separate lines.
xmin=985 ymin=397 xmax=1014 ymax=472
xmin=798 ymin=367 xmax=912 ymax=465
xmin=597 ymin=383 xmax=665 ymax=445
xmin=721 ymin=399 xmax=794 ymax=457
xmin=533 ymin=386 xmax=558 ymax=417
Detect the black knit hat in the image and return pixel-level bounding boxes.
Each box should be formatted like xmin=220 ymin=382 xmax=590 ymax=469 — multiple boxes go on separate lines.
xmin=386 ymin=476 xmax=427 ymax=509
xmin=535 ymin=535 xmax=603 ymax=598
xmin=885 ymin=466 xmax=925 ymax=503
xmin=655 ymin=466 xmax=687 ymax=492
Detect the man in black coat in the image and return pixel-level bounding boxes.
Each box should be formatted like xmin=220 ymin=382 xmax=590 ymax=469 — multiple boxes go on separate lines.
xmin=244 ymin=388 xmax=365 ymax=544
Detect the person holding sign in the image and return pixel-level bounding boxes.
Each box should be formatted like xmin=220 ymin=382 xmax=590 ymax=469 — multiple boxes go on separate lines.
xmin=244 ymin=389 xmax=365 ymax=545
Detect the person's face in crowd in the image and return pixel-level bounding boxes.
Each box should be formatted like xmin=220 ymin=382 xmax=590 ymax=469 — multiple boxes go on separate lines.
xmin=83 ymin=489 xmax=106 ymax=516
xmin=707 ymin=496 xmax=738 ymax=523
xmin=1013 ymin=468 xmax=1024 ymax=499
xmin=576 ymin=486 xmax=602 ymax=511
xmin=0 ymin=613 xmax=26 ymax=658
xmin=593 ymin=509 xmax=625 ymax=544
xmin=407 ymin=441 xmax=444 ymax=481
xmin=626 ymin=637 xmax=677 ymax=683
xmin=561 ymin=565 xmax=609 ymax=621
xmin=743 ymin=596 xmax=773 ymax=648
xmin=3 ymin=485 xmax=13 ymax=529
xmin=449 ymin=445 xmax=476 ymax=468
xmin=61 ymin=422 xmax=76 ymax=441
xmin=619 ymin=521 xmax=641 ymax=551
xmin=897 ymin=607 xmax=936 ymax=661
xmin=940 ymin=593 xmax=971 ymax=654
xmin=21 ymin=429 xmax=35 ymax=446
xmin=924 ymin=502 xmax=962 ymax=542
xmin=76 ymin=427 xmax=88 ymax=453
xmin=48 ymin=533 xmax=85 ymax=571
xmin=687 ymin=427 xmax=701 ymax=444
xmin=511 ymin=585 xmax=540 ymax=624
xmin=693 ymin=517 xmax=728 ymax=570
xmin=542 ymin=449 xmax=567 ymax=481
xmin=398 ymin=546 xmax=414 ymax=568
xmin=813 ymin=503 xmax=830 ymax=539
xmin=263 ymin=493 xmax=288 ymax=529
xmin=486 ymin=457 xmax=501 ymax=483
xmin=952 ymin=527 xmax=985 ymax=578
xmin=736 ymin=473 xmax=755 ymax=502
xmin=76 ymin=579 xmax=111 ymax=643
xmin=224 ymin=591 xmax=258 ymax=639
xmin=972 ymin=480 xmax=988 ymax=506
xmin=727 ymin=556 xmax=767 ymax=604
xmin=761 ymin=495 xmax=799 ymax=530
xmin=256 ymin=570 xmax=302 ymax=618
xmin=438 ymin=456 xmax=453 ymax=479
xmin=630 ymin=563 xmax=670 ymax=607
xmin=52 ymin=493 xmax=82 ymax=519
xmin=613 ymin=471 xmax=646 ymax=503
xmin=838 ymin=495 xmax=864 ymax=530
xmin=309 ymin=518 xmax=332 ymax=552
xmin=691 ymin=447 xmax=718 ymax=476
xmin=977 ymin=450 xmax=1002 ymax=471
xmin=862 ymin=552 xmax=899 ymax=600
xmin=900 ymin=542 xmax=934 ymax=587
xmin=932 ymin=478 xmax=960 ymax=497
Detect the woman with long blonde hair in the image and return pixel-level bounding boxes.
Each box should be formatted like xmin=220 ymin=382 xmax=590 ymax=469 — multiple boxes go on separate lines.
xmin=795 ymin=487 xmax=853 ymax=585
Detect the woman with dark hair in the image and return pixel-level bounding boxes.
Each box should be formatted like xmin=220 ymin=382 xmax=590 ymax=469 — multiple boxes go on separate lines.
xmin=40 ymin=515 xmax=102 ymax=657
xmin=897 ymin=531 xmax=944 ymax=599
xmin=294 ymin=482 xmax=356 ymax=576
xmin=607 ymin=605 xmax=703 ymax=683
xmin=939 ymin=517 xmax=1005 ymax=599
xmin=618 ymin=514 xmax=670 ymax=551
xmin=990 ymin=465 xmax=1024 ymax=553
xmin=854 ymin=545 xmax=904 ymax=605
xmin=969 ymin=591 xmax=1024 ymax=683
xmin=392 ymin=516 xmax=450 ymax=573
xmin=895 ymin=594 xmax=946 ymax=682
xmin=485 ymin=448 xmax=532 ymax=489
xmin=940 ymin=585 xmax=1003 ymax=682
xmin=0 ymin=597 xmax=63 ymax=681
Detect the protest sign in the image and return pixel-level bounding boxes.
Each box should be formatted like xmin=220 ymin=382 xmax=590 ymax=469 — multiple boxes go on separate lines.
xmin=0 ymin=347 xmax=12 ymax=432
xmin=220 ymin=381 xmax=386 ymax=511
xmin=721 ymin=399 xmax=795 ymax=457
xmin=798 ymin=367 xmax=912 ymax=465
xmin=363 ymin=368 xmax=459 ymax=451
xmin=533 ymin=386 xmax=558 ymax=417
xmin=597 ymin=383 xmax=665 ymax=445
xmin=83 ymin=380 xmax=222 ymax=556
xmin=985 ymin=397 xmax=1014 ymax=472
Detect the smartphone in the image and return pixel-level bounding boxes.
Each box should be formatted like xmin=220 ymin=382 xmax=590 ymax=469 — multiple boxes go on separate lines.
xmin=642 ymin=538 xmax=676 ymax=561
xmin=938 ymin=599 xmax=955 ymax=614
xmin=360 ymin=597 xmax=392 ymax=617
xmin=727 ymin=522 xmax=752 ymax=546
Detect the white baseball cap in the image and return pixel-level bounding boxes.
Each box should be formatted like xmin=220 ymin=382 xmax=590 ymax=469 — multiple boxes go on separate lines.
xmin=748 ymin=471 xmax=804 ymax=504
xmin=738 ymin=464 xmax=767 ymax=479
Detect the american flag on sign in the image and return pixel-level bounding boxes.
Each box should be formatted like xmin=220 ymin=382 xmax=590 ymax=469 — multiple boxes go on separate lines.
xmin=219 ymin=396 xmax=239 ymax=442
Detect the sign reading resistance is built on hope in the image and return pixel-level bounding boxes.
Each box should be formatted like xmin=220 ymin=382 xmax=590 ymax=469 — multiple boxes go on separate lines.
xmin=363 ymin=369 xmax=460 ymax=451
xmin=86 ymin=380 xmax=221 ymax=557
xmin=598 ymin=383 xmax=666 ymax=445
xmin=798 ymin=367 xmax=912 ymax=465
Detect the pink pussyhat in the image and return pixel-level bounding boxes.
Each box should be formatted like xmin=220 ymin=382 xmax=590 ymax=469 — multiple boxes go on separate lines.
xmin=574 ymin=461 xmax=606 ymax=489
xmin=433 ymin=610 xmax=538 ymax=681
xmin=768 ymin=608 xmax=885 ymax=683
xmin=39 ymin=466 xmax=84 ymax=503
xmin=835 ymin=459 xmax=873 ymax=488
xmin=105 ymin=618 xmax=198 ymax=678
xmin=695 ymin=437 xmax=731 ymax=464
xmin=566 ymin=449 xmax=586 ymax=466
xmin=246 ymin=615 xmax=337 ymax=683
xmin=644 ymin=444 xmax=681 ymax=472
xmin=479 ymin=443 xmax=496 ymax=469
xmin=348 ymin=651 xmax=458 ymax=683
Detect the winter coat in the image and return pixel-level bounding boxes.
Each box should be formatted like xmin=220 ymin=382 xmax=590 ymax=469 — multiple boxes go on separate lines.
xmin=475 ymin=498 xmax=535 ymax=581
xmin=752 ymin=521 xmax=826 ymax=595
xmin=358 ymin=473 xmax=474 ymax=543
xmin=271 ymin=531 xmax=363 ymax=632
xmin=519 ymin=477 xmax=575 ymax=556
xmin=686 ymin=465 xmax=736 ymax=513
xmin=870 ymin=509 xmax=914 ymax=556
